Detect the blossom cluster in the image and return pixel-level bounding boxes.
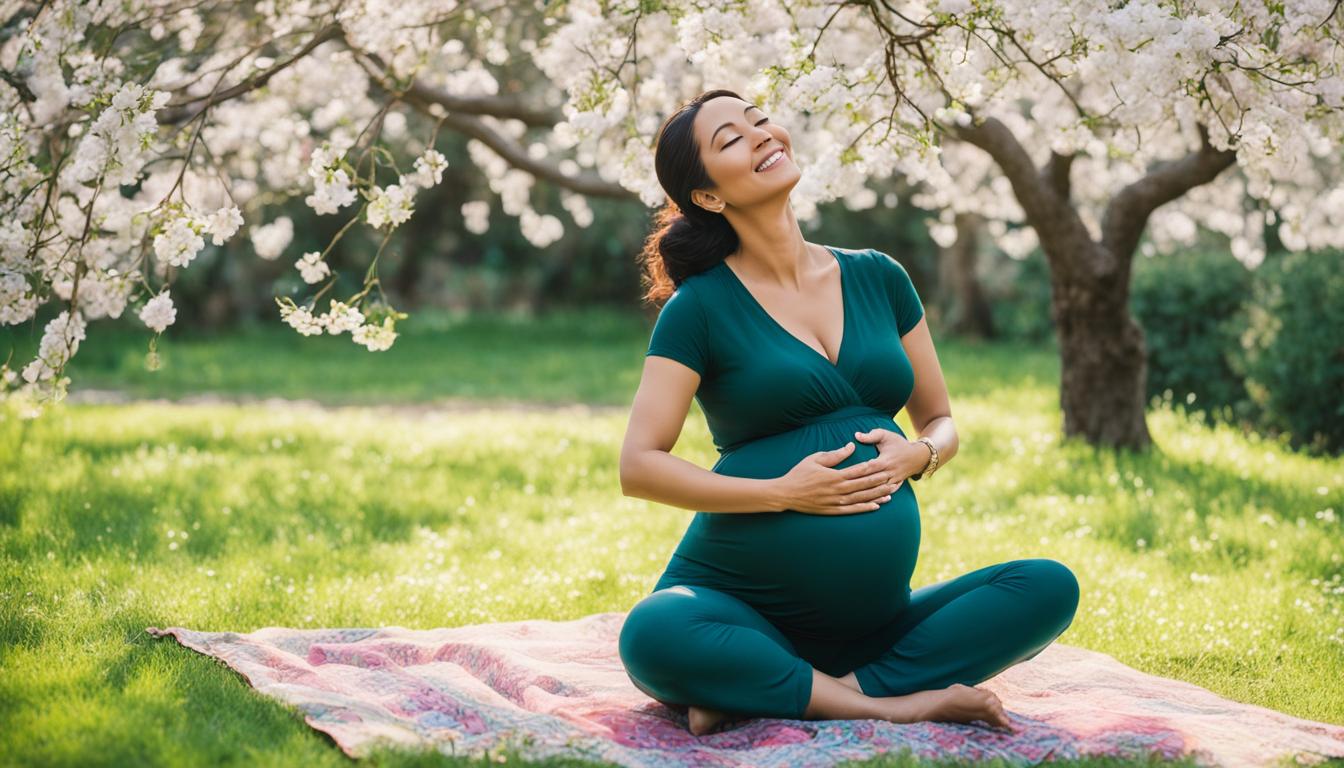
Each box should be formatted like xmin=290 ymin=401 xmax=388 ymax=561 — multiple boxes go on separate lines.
xmin=305 ymin=139 xmax=359 ymax=215
xmin=296 ymin=252 xmax=332 ymax=284
xmin=277 ymin=298 xmax=397 ymax=351
xmin=68 ymin=82 xmax=170 ymax=187
xmin=365 ymin=149 xmax=450 ymax=230
xmin=20 ymin=310 xmax=87 ymax=385
xmin=153 ymin=206 xmax=243 ymax=269
xmin=533 ymin=0 xmax=1344 ymax=265
xmin=2 ymin=0 xmax=1341 ymax=420
xmin=139 ymin=291 xmax=177 ymax=333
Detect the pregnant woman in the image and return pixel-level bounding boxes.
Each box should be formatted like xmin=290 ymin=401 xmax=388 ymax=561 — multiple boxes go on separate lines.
xmin=617 ymin=89 xmax=1080 ymax=736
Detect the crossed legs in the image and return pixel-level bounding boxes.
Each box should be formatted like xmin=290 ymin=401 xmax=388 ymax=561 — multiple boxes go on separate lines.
xmin=619 ymin=558 xmax=1080 ymax=728
xmin=848 ymin=557 xmax=1080 ymax=697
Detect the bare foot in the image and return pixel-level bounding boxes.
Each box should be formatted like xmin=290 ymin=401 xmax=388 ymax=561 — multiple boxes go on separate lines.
xmin=687 ymin=705 xmax=733 ymax=735
xmin=880 ymin=684 xmax=1014 ymax=731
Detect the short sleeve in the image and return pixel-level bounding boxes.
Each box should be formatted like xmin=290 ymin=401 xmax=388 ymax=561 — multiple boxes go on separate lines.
xmin=874 ymin=250 xmax=925 ymax=335
xmin=646 ymin=281 xmax=710 ymax=376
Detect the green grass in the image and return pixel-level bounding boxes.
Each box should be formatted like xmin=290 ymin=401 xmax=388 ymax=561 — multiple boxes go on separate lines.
xmin=1 ymin=311 xmax=1341 ymax=767
xmin=5 ymin=308 xmax=1066 ymax=407
xmin=4 ymin=309 xmax=650 ymax=406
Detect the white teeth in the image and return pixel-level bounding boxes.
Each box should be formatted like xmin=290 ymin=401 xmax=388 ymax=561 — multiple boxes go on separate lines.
xmin=755 ymin=149 xmax=783 ymax=172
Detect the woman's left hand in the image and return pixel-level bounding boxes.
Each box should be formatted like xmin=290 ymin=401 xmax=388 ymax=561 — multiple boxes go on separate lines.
xmin=851 ymin=428 xmax=930 ymax=489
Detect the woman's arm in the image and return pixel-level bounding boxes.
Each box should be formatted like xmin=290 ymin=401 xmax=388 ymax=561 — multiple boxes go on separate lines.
xmin=900 ymin=317 xmax=959 ymax=471
xmin=620 ymin=356 xmax=788 ymax=513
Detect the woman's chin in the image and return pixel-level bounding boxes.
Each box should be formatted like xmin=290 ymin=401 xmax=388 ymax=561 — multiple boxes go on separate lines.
xmin=777 ymin=174 xmax=803 ymax=197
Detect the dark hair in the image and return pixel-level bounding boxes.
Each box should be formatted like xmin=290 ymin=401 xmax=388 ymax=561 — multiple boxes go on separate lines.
xmin=638 ymin=88 xmax=744 ymax=306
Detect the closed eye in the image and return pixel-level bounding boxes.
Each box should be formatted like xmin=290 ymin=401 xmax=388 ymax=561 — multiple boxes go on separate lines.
xmin=724 ymin=118 xmax=770 ymax=149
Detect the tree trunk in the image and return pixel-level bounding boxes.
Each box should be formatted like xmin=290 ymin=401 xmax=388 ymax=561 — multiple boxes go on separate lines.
xmin=941 ymin=211 xmax=996 ymax=339
xmin=1052 ymin=265 xmax=1151 ymax=449
xmin=949 ymin=117 xmax=1236 ymax=451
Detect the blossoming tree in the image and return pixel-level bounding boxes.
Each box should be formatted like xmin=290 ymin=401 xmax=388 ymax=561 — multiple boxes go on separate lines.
xmin=533 ymin=0 xmax=1342 ymax=450
xmin=3 ymin=1 xmax=1341 ymax=450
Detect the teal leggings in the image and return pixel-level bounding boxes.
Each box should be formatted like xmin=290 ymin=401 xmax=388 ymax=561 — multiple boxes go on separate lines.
xmin=618 ymin=558 xmax=1080 ymax=719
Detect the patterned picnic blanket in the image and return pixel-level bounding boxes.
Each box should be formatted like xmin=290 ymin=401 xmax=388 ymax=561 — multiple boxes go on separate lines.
xmin=146 ymin=611 xmax=1344 ymax=767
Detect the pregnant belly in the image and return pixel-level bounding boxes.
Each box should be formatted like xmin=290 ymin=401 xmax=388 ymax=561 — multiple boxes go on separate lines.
xmin=659 ymin=405 xmax=921 ymax=640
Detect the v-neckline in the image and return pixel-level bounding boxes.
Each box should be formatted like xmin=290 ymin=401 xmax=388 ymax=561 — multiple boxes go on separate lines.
xmin=720 ymin=244 xmax=849 ymax=369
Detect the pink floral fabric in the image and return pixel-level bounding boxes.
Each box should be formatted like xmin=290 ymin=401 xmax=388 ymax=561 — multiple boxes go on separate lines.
xmin=146 ymin=611 xmax=1344 ymax=767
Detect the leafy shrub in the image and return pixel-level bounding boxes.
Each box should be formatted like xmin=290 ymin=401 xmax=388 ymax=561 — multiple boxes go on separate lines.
xmin=1130 ymin=248 xmax=1254 ymax=424
xmin=1240 ymin=250 xmax=1344 ymax=454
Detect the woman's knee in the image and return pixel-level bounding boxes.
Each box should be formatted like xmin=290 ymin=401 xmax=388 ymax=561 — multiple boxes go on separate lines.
xmin=620 ymin=589 xmax=683 ymax=675
xmin=618 ymin=586 xmax=712 ymax=687
xmin=1026 ymin=558 xmax=1080 ymax=630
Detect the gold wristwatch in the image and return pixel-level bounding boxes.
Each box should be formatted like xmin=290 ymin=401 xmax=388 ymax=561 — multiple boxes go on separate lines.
xmin=910 ymin=436 xmax=939 ymax=481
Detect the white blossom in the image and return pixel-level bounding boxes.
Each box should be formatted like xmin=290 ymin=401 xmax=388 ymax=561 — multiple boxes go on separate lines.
xmin=152 ymin=216 xmax=206 ymax=269
xmin=351 ymin=317 xmax=397 ymax=351
xmin=64 ymin=268 xmax=135 ymax=320
xmin=304 ymin=140 xmax=359 ymax=215
xmin=138 ymin=290 xmax=177 ymax=332
xmin=279 ymin=302 xmax=324 ymax=335
xmin=366 ymin=183 xmax=415 ymax=230
xmin=251 ymin=216 xmax=294 ymax=260
xmin=320 ymin=299 xmax=364 ymax=334
xmin=305 ymin=168 xmax=357 ymax=215
xmin=407 ymin=149 xmax=448 ymax=188
xmin=461 ymin=200 xmax=491 ymax=234
xmin=0 ymin=271 xmax=38 ymax=325
xmin=307 ymin=140 xmax=352 ymax=174
xmin=111 ymin=82 xmax=145 ymax=112
xmin=21 ymin=310 xmax=86 ymax=383
xmin=295 ymin=251 xmax=331 ymax=284
xmin=519 ymin=208 xmax=564 ymax=248
xmin=65 ymin=80 xmax=167 ymax=187
xmin=203 ymin=206 xmax=243 ymax=246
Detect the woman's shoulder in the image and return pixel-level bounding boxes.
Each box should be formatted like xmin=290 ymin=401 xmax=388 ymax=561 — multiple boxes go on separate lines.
xmin=662 ymin=262 xmax=725 ymax=307
xmin=849 ymin=246 xmax=923 ymax=332
xmin=647 ymin=270 xmax=717 ymax=376
xmin=850 ymin=247 xmax=917 ymax=286
xmin=655 ymin=268 xmax=718 ymax=321
xmin=841 ymin=245 xmax=908 ymax=269
xmin=680 ymin=266 xmax=719 ymax=290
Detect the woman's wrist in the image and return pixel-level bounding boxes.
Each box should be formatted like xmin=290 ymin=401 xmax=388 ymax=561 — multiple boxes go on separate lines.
xmin=760 ymin=477 xmax=792 ymax=512
xmin=909 ymin=437 xmax=937 ymax=480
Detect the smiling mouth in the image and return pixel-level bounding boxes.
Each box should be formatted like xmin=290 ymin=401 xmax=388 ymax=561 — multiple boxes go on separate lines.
xmin=755 ymin=149 xmax=785 ymax=172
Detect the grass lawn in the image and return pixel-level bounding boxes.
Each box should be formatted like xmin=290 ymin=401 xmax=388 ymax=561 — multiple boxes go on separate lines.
xmin=1 ymin=309 xmax=1340 ymax=767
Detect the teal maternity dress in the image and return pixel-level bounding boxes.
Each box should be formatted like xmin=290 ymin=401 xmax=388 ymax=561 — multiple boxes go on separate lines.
xmin=618 ymin=245 xmax=1080 ymax=719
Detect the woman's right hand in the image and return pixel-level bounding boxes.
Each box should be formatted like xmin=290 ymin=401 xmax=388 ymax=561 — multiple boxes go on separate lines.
xmin=773 ymin=442 xmax=900 ymax=515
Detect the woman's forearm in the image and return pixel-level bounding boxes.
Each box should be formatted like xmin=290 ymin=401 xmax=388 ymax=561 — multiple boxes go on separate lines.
xmin=620 ymin=448 xmax=785 ymax=513
xmin=916 ymin=415 xmax=959 ymax=470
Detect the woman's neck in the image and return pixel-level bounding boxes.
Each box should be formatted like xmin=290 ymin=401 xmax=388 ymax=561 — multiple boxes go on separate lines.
xmin=722 ymin=203 xmax=815 ymax=289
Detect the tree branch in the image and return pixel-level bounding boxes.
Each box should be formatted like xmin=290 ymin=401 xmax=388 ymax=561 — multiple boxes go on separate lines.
xmin=353 ymin=52 xmax=636 ymax=200
xmin=430 ymin=109 xmax=635 ymax=199
xmin=1042 ymin=150 xmax=1075 ymax=202
xmin=403 ymin=80 xmax=561 ymax=128
xmin=1 ymin=68 xmax=35 ymax=102
xmin=155 ymin=24 xmax=342 ymax=125
xmin=1101 ymin=122 xmax=1238 ymax=264
xmin=949 ymin=113 xmax=1092 ymax=276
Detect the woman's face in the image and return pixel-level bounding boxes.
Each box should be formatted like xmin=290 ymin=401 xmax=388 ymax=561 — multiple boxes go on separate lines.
xmin=690 ymin=95 xmax=800 ymax=213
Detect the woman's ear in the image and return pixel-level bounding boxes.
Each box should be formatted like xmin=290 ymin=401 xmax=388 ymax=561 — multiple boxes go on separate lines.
xmin=690 ymin=189 xmax=723 ymax=213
